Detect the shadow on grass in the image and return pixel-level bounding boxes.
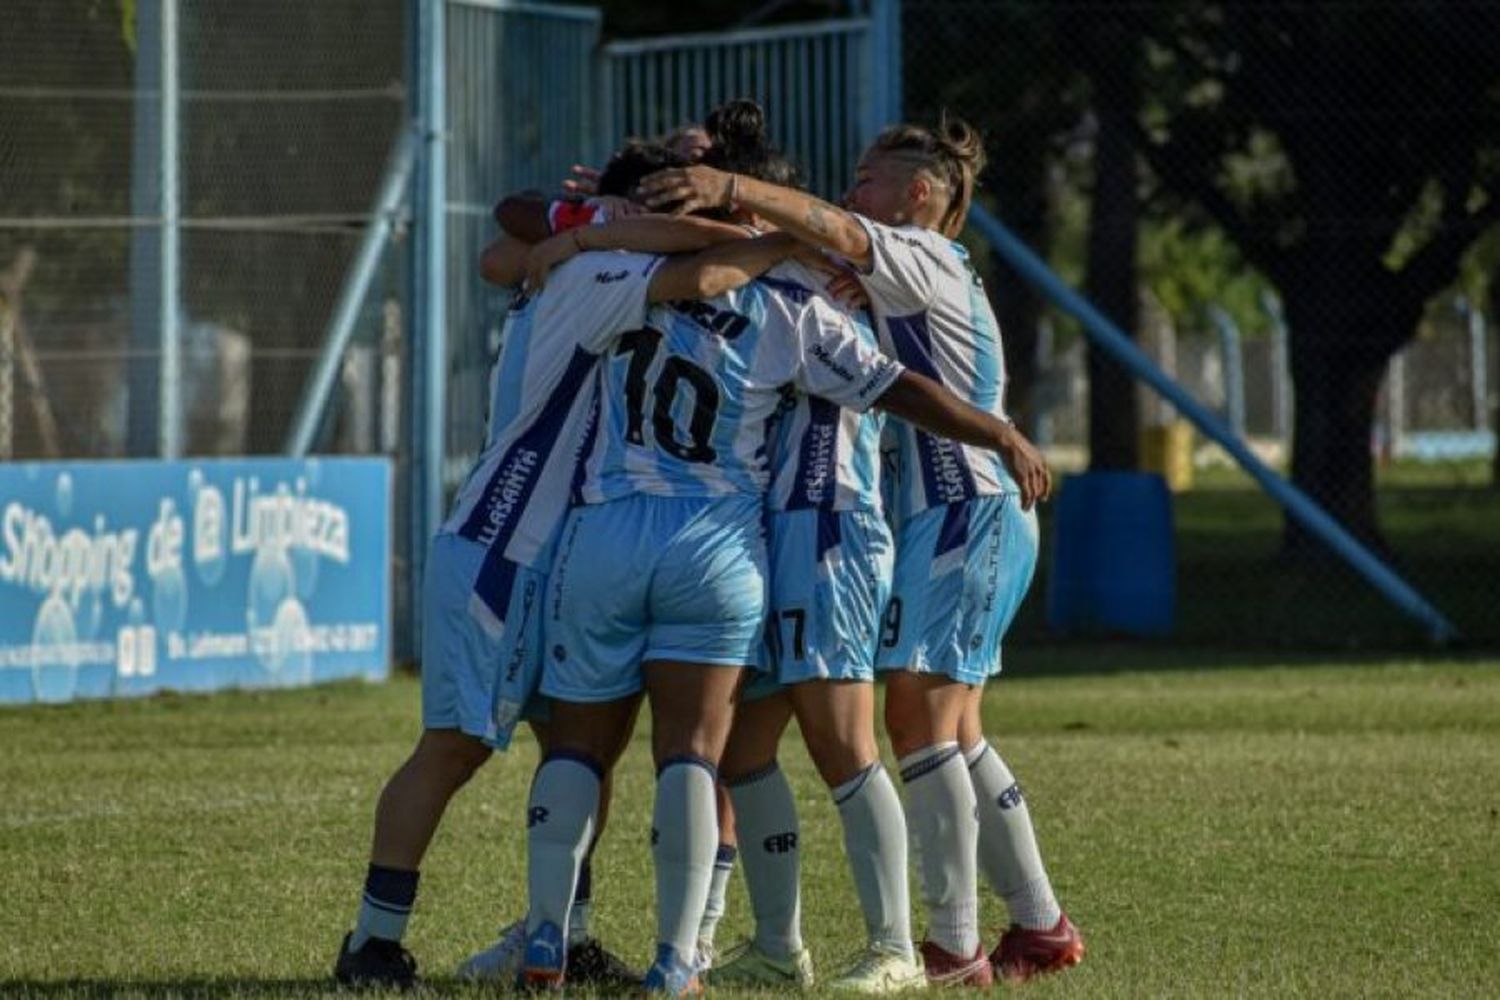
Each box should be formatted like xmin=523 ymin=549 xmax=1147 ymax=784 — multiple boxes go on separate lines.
xmin=1007 ymin=637 xmax=1496 ymax=679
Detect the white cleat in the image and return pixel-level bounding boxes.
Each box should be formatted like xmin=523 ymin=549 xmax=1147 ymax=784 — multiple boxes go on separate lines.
xmin=455 ymin=919 xmax=527 ymax=982
xmin=828 ymin=943 xmax=926 ymax=994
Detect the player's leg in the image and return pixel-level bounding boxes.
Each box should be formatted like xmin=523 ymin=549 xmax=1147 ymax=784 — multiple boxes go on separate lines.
xmin=876 ymin=501 xmax=992 ymax=988
xmin=704 ymin=688 xmax=814 ymax=988
xmin=953 ymin=497 xmax=1083 ymax=981
xmin=335 ymin=533 xmax=500 ymax=989
xmin=520 ymin=697 xmax=640 ymax=988
xmin=695 ymin=782 xmax=738 ymax=971
xmin=517 ymin=497 xmax=657 ymax=987
xmin=639 ymin=494 xmax=767 ymax=996
xmin=790 ymin=681 xmax=922 ymax=993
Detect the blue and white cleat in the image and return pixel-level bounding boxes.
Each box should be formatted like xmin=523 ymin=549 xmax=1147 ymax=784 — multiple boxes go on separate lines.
xmin=518 ymin=919 xmax=567 ymax=990
xmin=642 ymin=942 xmax=704 ymax=996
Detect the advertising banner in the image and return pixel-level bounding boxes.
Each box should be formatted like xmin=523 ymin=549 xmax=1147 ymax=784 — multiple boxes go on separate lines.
xmin=0 ymin=457 xmax=391 ymax=705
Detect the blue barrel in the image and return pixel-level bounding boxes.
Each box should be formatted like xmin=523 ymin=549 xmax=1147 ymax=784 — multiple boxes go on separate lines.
xmin=1046 ymin=471 xmax=1175 ymax=636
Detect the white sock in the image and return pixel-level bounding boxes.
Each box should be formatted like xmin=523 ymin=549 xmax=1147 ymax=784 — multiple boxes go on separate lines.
xmin=525 ymin=754 xmax=600 ymax=940
xmin=965 ymin=741 xmax=1062 ymax=930
xmin=727 ymin=762 xmax=803 ymax=959
xmin=697 ymin=844 xmax=737 ymax=951
xmin=654 ymin=757 xmax=719 ymax=960
xmin=833 ymin=763 xmax=913 ymax=959
xmin=899 ymin=743 xmax=979 ymax=957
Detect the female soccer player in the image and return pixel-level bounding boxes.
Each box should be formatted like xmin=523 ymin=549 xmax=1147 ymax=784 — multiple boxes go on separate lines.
xmin=639 ymin=116 xmax=1084 ymax=987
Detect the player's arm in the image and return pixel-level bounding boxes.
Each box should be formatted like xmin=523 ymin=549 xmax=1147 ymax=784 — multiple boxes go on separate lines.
xmin=873 ymin=374 xmax=1052 ymax=509
xmin=638 ymin=165 xmax=872 ymax=270
xmin=646 ymin=232 xmax=800 ymax=303
xmin=478 ymin=233 xmax=530 ymax=288
xmin=527 ymin=215 xmax=752 ymax=289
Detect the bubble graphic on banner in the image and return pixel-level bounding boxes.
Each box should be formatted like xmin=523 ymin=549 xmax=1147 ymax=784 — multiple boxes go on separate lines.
xmin=247 ymin=544 xmax=296 ymax=670
xmin=55 ymin=472 xmax=73 ymax=518
xmin=79 ymin=592 xmax=105 ymax=641
xmin=187 ymin=467 xmax=204 ymax=500
xmin=153 ymin=564 xmax=188 ymax=634
xmin=266 ymin=598 xmax=313 ymax=687
xmin=193 ymin=485 xmax=228 ymax=587
xmin=291 ymin=545 xmax=320 ymax=599
xmin=128 ymin=597 xmax=146 ymax=626
xmin=31 ymin=595 xmax=80 ymax=704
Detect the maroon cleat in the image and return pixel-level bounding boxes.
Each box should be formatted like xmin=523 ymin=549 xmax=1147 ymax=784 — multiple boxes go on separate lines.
xmin=918 ymin=939 xmax=994 ymax=988
xmin=991 ymin=912 xmax=1085 ymax=982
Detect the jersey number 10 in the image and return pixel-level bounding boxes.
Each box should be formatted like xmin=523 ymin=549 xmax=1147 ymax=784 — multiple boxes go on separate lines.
xmin=617 ymin=328 xmax=721 ymax=464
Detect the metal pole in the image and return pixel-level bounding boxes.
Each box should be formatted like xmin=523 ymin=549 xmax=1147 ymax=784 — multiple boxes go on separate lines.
xmin=1464 ymin=296 xmax=1489 ymax=433
xmin=159 ymin=0 xmax=182 ymax=458
xmin=409 ymin=0 xmax=448 ymax=656
xmin=1262 ymin=289 xmax=1292 ymax=446
xmin=286 ymin=131 xmax=417 ymax=457
xmin=1208 ymin=305 xmax=1246 ymax=437
xmin=969 ymin=203 xmax=1459 ymax=644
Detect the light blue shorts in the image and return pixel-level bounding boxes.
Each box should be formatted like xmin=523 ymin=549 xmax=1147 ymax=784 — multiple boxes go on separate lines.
xmin=421 ymin=532 xmax=548 ymax=746
xmin=766 ymin=508 xmax=894 ymax=686
xmin=874 ymin=494 xmax=1039 ymax=685
xmin=540 ymin=493 xmax=767 ymax=704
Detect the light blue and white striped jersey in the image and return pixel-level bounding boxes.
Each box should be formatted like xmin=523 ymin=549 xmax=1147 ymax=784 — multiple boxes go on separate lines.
xmin=442 ymin=250 xmax=661 ymax=629
xmin=852 ymin=216 xmax=1014 ymax=523
xmin=577 ymin=260 xmax=902 ymax=504
xmin=766 ymin=298 xmax=887 ymax=514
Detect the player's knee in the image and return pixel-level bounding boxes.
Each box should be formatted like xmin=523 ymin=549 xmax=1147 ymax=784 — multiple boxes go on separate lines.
xmin=414 ymin=729 xmax=491 ymax=786
xmin=883 ymin=697 xmax=938 ymax=758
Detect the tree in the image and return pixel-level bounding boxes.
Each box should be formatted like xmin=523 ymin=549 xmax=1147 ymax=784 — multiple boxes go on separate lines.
xmin=1134 ymin=3 xmax=1500 ymax=549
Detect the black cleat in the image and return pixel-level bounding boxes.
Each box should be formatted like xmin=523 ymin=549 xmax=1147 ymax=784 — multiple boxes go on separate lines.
xmin=566 ymin=937 xmax=640 ymax=988
xmin=335 ymin=932 xmax=418 ymax=991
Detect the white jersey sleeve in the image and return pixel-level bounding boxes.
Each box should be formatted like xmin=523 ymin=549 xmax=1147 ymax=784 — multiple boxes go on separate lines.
xmin=531 ymin=251 xmax=661 ymax=352
xmin=851 ymin=215 xmax=968 ymax=313
xmin=790 ymin=294 xmax=904 ymax=412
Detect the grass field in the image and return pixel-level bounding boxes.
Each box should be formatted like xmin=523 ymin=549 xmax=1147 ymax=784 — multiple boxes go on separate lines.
xmin=5 ymin=651 xmax=1499 ymax=998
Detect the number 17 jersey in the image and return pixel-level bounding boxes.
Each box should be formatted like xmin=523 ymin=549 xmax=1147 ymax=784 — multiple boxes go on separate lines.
xmin=576 ymin=260 xmax=904 ymax=504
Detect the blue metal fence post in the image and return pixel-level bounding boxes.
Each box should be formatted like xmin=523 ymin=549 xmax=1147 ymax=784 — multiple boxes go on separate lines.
xmin=127 ymin=0 xmax=182 ymax=458
xmin=408 ymin=0 xmax=447 ymax=660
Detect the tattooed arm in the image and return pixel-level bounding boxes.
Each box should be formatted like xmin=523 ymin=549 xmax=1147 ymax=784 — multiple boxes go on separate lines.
xmin=636 ymin=166 xmax=872 ymax=270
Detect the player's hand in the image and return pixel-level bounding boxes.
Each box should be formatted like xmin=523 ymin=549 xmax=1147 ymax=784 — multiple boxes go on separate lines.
xmin=638 ymin=165 xmax=735 ymax=215
xmin=525 ymin=230 xmax=581 ymax=291
xmin=585 ymin=195 xmax=644 ymax=222
xmin=561 ymin=164 xmax=601 ymax=196
xmin=995 ymin=424 xmax=1051 ymax=511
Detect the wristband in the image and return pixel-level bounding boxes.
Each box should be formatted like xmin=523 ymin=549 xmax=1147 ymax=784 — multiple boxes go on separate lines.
xmin=726 ymin=174 xmax=740 ymax=211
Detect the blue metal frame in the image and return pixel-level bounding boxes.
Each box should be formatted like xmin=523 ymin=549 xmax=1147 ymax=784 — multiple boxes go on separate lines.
xmin=968 ymin=203 xmax=1459 ymax=644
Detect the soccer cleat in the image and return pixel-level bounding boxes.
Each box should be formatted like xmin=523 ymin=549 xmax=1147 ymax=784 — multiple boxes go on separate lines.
xmin=567 ymin=936 xmax=641 ymax=988
xmin=692 ymin=938 xmax=716 ymax=977
xmin=992 ymin=912 xmax=1085 ymax=982
xmin=518 ymin=919 xmax=567 ymax=990
xmin=642 ymin=942 xmax=704 ymax=996
xmin=827 ymin=943 xmax=925 ymax=994
xmin=334 ymin=932 xmax=417 ymax=991
xmin=456 ymin=919 xmax=526 ymax=982
xmin=918 ymin=938 xmax=994 ymax=988
xmin=703 ymin=939 xmax=815 ymax=989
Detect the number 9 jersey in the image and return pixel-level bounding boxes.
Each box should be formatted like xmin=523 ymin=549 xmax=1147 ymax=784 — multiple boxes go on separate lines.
xmin=574 ymin=260 xmax=904 ymax=504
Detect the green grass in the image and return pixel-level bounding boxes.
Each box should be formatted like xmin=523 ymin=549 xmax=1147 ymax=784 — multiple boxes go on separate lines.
xmin=5 ymin=658 xmax=1499 ymax=998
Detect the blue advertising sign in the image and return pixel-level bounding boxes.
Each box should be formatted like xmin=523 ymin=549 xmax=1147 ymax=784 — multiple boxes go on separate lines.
xmin=0 ymin=457 xmax=391 ymax=705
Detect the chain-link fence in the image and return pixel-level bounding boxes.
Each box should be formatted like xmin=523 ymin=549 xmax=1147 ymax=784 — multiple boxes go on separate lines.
xmin=0 ymin=0 xmax=406 ymax=463
xmin=904 ymin=0 xmax=1500 ymax=648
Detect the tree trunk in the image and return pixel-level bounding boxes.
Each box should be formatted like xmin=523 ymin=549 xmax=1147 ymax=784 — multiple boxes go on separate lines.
xmin=1082 ymin=22 xmax=1139 ymax=471
xmin=1283 ymin=310 xmax=1389 ymax=555
xmin=985 ymin=148 xmax=1051 ymax=437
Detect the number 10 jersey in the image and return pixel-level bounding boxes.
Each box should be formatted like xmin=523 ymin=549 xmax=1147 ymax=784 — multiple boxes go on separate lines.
xmin=575 ymin=260 xmax=904 ymax=504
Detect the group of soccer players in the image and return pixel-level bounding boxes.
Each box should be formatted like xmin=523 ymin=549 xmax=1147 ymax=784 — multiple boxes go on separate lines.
xmin=333 ymin=99 xmax=1085 ymax=994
